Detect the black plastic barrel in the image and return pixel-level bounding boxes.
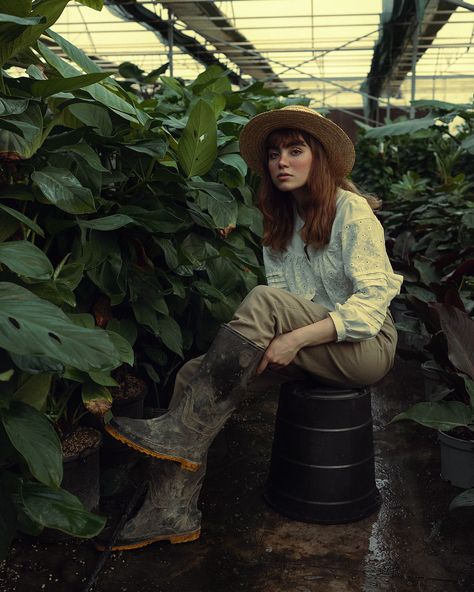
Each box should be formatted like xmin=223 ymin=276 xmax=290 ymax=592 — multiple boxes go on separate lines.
xmin=264 ymin=380 xmax=381 ymax=524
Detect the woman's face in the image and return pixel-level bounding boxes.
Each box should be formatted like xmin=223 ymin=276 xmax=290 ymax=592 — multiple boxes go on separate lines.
xmin=267 ymin=136 xmax=313 ymax=193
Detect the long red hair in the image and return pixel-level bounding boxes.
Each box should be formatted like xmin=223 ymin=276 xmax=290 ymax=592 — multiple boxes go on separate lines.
xmin=259 ymin=128 xmax=379 ymax=251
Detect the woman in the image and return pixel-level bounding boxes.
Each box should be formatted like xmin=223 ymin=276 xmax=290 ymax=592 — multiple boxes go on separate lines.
xmin=102 ymin=105 xmax=403 ymax=551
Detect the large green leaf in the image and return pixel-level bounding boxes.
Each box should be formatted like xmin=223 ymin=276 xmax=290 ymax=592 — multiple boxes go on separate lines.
xmin=219 ymin=153 xmax=248 ymax=178
xmin=430 ymin=303 xmax=474 ymax=380
xmin=0 ymin=96 xmax=29 ymax=115
xmin=0 ymin=203 xmax=44 ymax=237
xmin=155 ymin=316 xmax=183 ymax=357
xmin=78 ymin=214 xmax=134 ymax=231
xmin=392 ymin=401 xmax=473 ymax=431
xmin=119 ymin=206 xmax=188 ymax=234
xmin=0 ymin=13 xmax=43 ymax=25
xmin=28 ymin=72 xmax=111 ymax=97
xmin=0 ymin=240 xmax=53 ymax=280
xmin=32 ymin=167 xmax=96 ymax=214
xmin=0 ymin=0 xmax=69 ymax=67
xmin=364 ymin=116 xmax=437 ymax=139
xmin=106 ymin=330 xmax=134 ymax=366
xmin=1 ymin=401 xmax=62 ymax=487
xmin=67 ymin=102 xmax=113 ymax=136
xmin=59 ymin=143 xmax=109 ymax=172
xmin=0 ymin=2 xmax=32 ymax=18
xmin=20 ymin=482 xmax=106 ymax=537
xmin=177 ymin=99 xmax=217 ymax=178
xmin=0 ymin=103 xmax=43 ymax=159
xmin=39 ymin=35 xmax=148 ymax=125
xmin=191 ymin=182 xmax=238 ymax=228
xmin=189 ymin=65 xmax=231 ymax=95
xmin=13 ymin=373 xmax=52 ymax=411
xmin=0 ymin=282 xmax=121 ymax=371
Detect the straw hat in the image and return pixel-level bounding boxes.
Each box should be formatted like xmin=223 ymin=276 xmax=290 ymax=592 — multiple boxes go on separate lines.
xmin=239 ymin=105 xmax=355 ymax=178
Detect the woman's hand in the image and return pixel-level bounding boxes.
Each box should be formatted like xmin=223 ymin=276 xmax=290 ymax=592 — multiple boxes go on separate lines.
xmin=255 ymin=317 xmax=338 ymax=376
xmin=256 ymin=332 xmax=302 ymax=375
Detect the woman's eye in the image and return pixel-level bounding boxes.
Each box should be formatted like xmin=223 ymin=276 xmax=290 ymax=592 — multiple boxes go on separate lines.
xmin=268 ymin=152 xmax=279 ymax=160
xmin=291 ymin=149 xmax=302 ymax=156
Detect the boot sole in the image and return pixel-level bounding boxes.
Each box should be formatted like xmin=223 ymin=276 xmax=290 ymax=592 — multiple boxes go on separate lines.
xmin=104 ymin=424 xmax=201 ymax=472
xmin=95 ymin=529 xmax=201 ymax=551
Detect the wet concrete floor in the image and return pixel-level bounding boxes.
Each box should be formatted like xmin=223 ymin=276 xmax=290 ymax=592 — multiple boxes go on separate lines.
xmin=1 ymin=354 xmax=473 ymax=592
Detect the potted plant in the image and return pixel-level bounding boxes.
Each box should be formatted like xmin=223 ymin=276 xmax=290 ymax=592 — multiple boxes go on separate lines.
xmin=392 ymin=302 xmax=474 ymax=490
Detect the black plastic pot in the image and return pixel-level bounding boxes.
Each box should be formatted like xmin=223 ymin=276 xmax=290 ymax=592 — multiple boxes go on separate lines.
xmin=396 ymin=310 xmax=430 ymax=358
xmin=265 ymin=380 xmax=381 ymax=524
xmin=421 ymin=360 xmax=450 ymax=401
xmin=438 ymin=430 xmax=474 ymax=489
xmin=41 ymin=428 xmax=102 ymax=542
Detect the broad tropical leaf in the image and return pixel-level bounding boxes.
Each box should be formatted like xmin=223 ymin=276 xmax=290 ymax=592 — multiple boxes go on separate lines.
xmin=1 ymin=401 xmax=62 ymax=487
xmin=0 ymin=0 xmax=69 ymax=67
xmin=0 ymin=204 xmax=44 ymax=237
xmin=0 ymin=240 xmax=53 ymax=279
xmin=28 ymin=72 xmax=111 ymax=97
xmin=0 ymin=103 xmax=43 ymax=159
xmin=392 ymin=401 xmax=473 ymax=431
xmin=0 ymin=282 xmax=121 ymax=371
xmin=430 ymin=303 xmax=474 ymax=379
xmin=177 ymin=99 xmax=217 ymax=178
xmin=20 ymin=482 xmax=106 ymax=537
xmin=32 ymin=167 xmax=96 ymax=214
xmin=364 ymin=116 xmax=437 ymax=139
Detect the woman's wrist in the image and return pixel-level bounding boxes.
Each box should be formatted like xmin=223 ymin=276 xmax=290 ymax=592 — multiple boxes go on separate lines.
xmin=289 ymin=316 xmax=337 ymax=348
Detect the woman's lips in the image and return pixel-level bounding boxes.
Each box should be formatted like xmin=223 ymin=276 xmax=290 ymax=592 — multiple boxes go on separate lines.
xmin=277 ymin=174 xmax=292 ymax=180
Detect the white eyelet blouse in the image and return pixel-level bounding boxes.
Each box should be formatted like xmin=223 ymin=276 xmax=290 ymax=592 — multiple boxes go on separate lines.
xmin=263 ymin=189 xmax=404 ymax=342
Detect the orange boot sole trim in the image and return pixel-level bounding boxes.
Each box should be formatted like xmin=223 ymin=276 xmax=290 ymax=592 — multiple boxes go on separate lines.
xmin=104 ymin=424 xmax=200 ymax=472
xmin=95 ymin=529 xmax=201 ymax=552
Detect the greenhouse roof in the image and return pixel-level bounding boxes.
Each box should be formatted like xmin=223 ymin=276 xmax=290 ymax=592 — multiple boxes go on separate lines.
xmin=53 ymin=0 xmax=474 ymax=119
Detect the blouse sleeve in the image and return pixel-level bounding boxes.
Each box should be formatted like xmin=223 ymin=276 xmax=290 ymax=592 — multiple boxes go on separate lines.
xmin=327 ymin=216 xmax=398 ymax=342
xmin=263 ymin=246 xmax=288 ymax=290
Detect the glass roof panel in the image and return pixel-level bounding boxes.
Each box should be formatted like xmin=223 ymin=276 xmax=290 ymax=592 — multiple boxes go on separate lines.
xmin=52 ymin=1 xmax=474 ymax=114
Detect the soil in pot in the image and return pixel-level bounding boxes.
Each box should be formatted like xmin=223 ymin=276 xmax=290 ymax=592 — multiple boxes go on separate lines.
xmin=111 ymin=374 xmax=148 ymax=418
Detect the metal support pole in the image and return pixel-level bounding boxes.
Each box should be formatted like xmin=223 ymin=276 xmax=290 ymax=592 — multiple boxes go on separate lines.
xmin=410 ymin=23 xmax=419 ymax=119
xmin=168 ymin=8 xmax=174 ymax=77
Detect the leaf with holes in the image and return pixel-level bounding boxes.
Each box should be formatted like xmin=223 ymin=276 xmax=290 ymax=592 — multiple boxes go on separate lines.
xmin=0 ymin=282 xmax=121 ymax=372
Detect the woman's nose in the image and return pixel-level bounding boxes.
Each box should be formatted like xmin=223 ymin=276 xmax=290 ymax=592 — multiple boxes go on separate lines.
xmin=278 ymin=153 xmax=289 ymax=167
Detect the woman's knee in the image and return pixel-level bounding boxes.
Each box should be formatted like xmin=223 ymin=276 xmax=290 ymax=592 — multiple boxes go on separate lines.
xmin=243 ymin=284 xmax=282 ymax=308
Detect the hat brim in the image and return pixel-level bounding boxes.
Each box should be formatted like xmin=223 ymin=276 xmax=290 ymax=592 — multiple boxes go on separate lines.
xmin=239 ymin=109 xmax=355 ymax=178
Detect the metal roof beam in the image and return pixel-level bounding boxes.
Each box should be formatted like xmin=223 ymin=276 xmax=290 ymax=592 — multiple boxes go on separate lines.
xmin=104 ymin=0 xmax=243 ymax=84
xmin=159 ymin=1 xmax=282 ymax=82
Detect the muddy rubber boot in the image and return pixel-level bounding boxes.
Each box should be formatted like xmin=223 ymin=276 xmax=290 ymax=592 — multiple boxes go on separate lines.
xmin=96 ymin=459 xmax=204 ymax=551
xmin=105 ymin=324 xmax=264 ymax=471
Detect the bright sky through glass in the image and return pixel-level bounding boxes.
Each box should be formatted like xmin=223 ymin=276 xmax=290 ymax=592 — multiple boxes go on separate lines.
xmin=53 ymin=1 xmax=474 ymax=111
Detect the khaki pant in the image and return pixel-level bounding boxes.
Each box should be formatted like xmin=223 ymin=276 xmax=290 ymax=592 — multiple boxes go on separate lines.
xmin=171 ymin=286 xmax=397 ymax=407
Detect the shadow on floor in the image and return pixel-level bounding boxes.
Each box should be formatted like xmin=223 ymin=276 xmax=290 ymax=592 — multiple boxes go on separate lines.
xmin=1 ymin=355 xmax=473 ymax=592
